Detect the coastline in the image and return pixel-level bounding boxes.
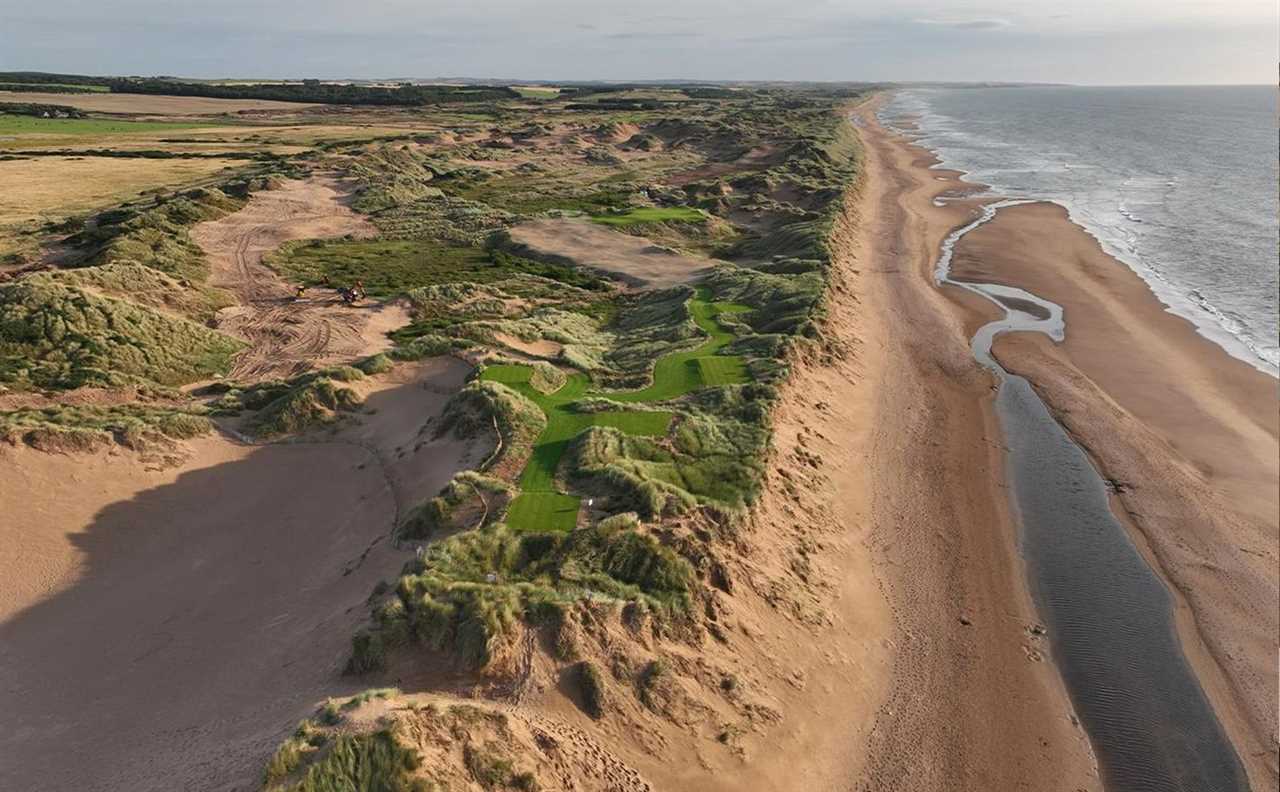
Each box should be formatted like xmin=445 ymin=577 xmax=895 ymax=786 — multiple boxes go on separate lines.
xmin=951 ymin=201 xmax=1279 ymax=788
xmin=843 ymin=96 xmax=1101 ymax=789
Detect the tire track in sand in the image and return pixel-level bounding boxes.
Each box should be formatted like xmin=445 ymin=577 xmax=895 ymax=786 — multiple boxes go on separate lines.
xmin=191 ymin=177 xmax=409 ymax=382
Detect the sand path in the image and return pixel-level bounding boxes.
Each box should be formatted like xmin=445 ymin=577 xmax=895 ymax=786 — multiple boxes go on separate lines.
xmin=192 ymin=177 xmax=408 ymax=382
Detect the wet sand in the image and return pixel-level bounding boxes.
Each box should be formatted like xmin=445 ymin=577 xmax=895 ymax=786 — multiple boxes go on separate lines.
xmin=843 ymin=97 xmax=1102 ymax=790
xmin=952 ymin=201 xmax=1279 ymax=789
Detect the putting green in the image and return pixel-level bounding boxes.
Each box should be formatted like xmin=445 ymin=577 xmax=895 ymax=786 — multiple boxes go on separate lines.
xmin=479 ymin=288 xmax=750 ymax=531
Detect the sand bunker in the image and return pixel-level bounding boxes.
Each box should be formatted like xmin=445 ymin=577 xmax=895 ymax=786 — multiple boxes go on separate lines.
xmin=192 ymin=177 xmax=408 ymax=381
xmin=0 ymin=358 xmax=485 ymax=791
xmin=508 ymin=218 xmax=715 ymax=289
xmin=493 ymin=332 xmax=563 ymax=359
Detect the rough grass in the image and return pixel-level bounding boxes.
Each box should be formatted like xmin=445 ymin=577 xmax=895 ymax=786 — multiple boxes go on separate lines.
xmin=268 ymin=239 xmax=603 ymax=299
xmin=0 ymin=278 xmax=242 ymax=391
xmin=229 ymin=374 xmax=364 ymax=438
xmin=79 ymin=185 xmax=247 ymax=284
xmin=0 ymin=156 xmax=246 ymax=229
xmin=601 ymin=289 xmax=750 ymax=402
xmin=357 ymin=519 xmax=692 ymax=671
xmin=270 ymin=729 xmax=425 ymax=792
xmin=0 ymin=403 xmax=213 ymax=451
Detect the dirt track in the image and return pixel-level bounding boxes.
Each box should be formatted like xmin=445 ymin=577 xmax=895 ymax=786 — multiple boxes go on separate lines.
xmin=193 ymin=177 xmax=408 ymax=381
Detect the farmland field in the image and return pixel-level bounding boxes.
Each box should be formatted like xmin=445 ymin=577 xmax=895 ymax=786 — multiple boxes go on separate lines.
xmin=0 ymin=155 xmax=243 ymax=225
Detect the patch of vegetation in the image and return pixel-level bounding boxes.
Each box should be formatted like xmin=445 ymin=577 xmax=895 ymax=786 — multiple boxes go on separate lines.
xmin=31 ymin=261 xmax=233 ymax=319
xmin=575 ymin=660 xmax=608 ymax=719
xmin=591 ymin=206 xmax=706 ymax=226
xmin=0 ymin=403 xmax=213 ymax=451
xmin=0 ymin=115 xmax=210 ymax=136
xmin=77 ymin=185 xmax=247 ymax=285
xmin=0 ymin=278 xmax=242 ymax=391
xmin=268 ymin=239 xmax=605 ymax=300
xmin=400 ymin=471 xmax=514 ymax=540
xmin=354 ymin=517 xmax=692 ymax=671
xmin=463 ymin=741 xmax=537 ymax=790
xmin=110 ymin=77 xmax=519 ymax=106
xmin=212 ymin=369 xmax=366 ymax=438
xmin=473 ymin=289 xmax=751 ymax=528
xmin=0 ymin=101 xmax=87 ymax=118
xmin=478 ymin=365 xmax=672 ymax=516
xmin=269 ymin=729 xmax=427 ymax=792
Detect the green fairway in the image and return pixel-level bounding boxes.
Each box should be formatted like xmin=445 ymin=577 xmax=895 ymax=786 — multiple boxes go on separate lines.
xmin=479 ymin=288 xmax=751 ymax=531
xmin=505 ymin=492 xmax=582 ymax=532
xmin=591 ymin=206 xmax=706 ymax=226
xmin=0 ymin=116 xmax=212 ymax=136
xmin=603 ymin=291 xmax=749 ymax=403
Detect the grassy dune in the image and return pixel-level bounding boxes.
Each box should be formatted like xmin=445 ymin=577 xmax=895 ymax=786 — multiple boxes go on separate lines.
xmin=479 ymin=289 xmax=750 ymax=531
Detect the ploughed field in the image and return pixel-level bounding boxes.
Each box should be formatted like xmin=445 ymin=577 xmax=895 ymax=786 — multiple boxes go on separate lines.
xmin=0 ymin=75 xmax=864 ymax=791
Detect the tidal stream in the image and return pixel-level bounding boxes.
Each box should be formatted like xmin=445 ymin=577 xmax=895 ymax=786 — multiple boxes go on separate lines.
xmin=938 ymin=202 xmax=1250 ymax=791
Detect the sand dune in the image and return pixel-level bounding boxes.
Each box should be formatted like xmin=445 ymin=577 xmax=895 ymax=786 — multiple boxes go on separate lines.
xmin=0 ymin=359 xmax=485 ymax=791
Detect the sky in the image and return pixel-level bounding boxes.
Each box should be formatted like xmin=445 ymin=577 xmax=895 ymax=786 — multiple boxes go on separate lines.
xmin=1 ymin=0 xmax=1276 ymax=85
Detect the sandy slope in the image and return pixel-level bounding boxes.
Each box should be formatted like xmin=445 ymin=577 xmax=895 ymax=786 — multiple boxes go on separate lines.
xmin=508 ymin=218 xmax=715 ymax=288
xmin=192 ymin=177 xmax=408 ymax=382
xmin=1 ymin=173 xmax=489 ymax=789
xmin=952 ymin=201 xmax=1280 ymax=789
xmin=0 ymin=358 xmax=485 ymax=791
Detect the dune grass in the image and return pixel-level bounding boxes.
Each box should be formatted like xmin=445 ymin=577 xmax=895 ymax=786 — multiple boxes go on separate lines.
xmin=478 ymin=288 xmax=749 ymax=531
xmin=602 ymin=290 xmax=749 ymax=402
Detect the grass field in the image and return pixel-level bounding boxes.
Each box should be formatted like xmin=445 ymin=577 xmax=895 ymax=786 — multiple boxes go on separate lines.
xmin=0 ymin=82 xmax=109 ymax=93
xmin=267 ymin=239 xmax=492 ymax=297
xmin=0 ymin=156 xmax=243 ymax=225
xmin=0 ymin=116 xmax=212 ymax=136
xmin=512 ymin=86 xmax=560 ymax=99
xmin=590 ymin=206 xmax=706 ymax=226
xmin=479 ymin=289 xmax=750 ymax=531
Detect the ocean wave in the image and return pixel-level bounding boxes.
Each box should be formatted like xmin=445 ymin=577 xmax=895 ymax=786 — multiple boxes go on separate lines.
xmin=884 ymin=88 xmax=1279 ymax=377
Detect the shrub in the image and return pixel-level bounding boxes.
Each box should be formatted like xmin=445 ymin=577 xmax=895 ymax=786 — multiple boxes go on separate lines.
xmin=576 ymin=661 xmax=607 ymax=719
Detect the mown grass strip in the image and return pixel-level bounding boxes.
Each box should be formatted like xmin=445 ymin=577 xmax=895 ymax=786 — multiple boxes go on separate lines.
xmin=506 ymin=491 xmax=582 ymax=532
xmin=590 ymin=206 xmax=706 ymax=226
xmin=479 ymin=288 xmax=751 ymax=531
xmin=603 ymin=289 xmax=749 ymax=403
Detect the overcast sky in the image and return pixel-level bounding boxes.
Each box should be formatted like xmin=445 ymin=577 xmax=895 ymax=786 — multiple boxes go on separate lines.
xmin=2 ymin=0 xmax=1275 ymax=84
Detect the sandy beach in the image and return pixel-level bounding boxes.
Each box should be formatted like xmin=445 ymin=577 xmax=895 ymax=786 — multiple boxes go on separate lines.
xmin=951 ymin=201 xmax=1280 ymax=788
xmin=826 ymin=97 xmax=1103 ymax=789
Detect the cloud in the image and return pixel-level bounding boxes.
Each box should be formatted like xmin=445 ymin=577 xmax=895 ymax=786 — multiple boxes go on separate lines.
xmin=914 ymin=18 xmax=1012 ymax=31
xmin=604 ymin=31 xmax=703 ymax=40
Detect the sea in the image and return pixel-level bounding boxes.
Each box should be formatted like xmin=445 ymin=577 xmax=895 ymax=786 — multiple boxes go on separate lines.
xmin=880 ymin=85 xmax=1279 ymax=376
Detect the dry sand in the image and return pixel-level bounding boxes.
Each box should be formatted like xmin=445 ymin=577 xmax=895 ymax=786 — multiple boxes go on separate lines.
xmin=508 ymin=218 xmax=715 ymax=289
xmin=832 ymin=98 xmax=1101 ymax=790
xmin=952 ymin=201 xmax=1280 ymax=788
xmin=192 ymin=177 xmax=409 ymax=381
xmin=0 ymin=358 xmax=486 ymax=791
